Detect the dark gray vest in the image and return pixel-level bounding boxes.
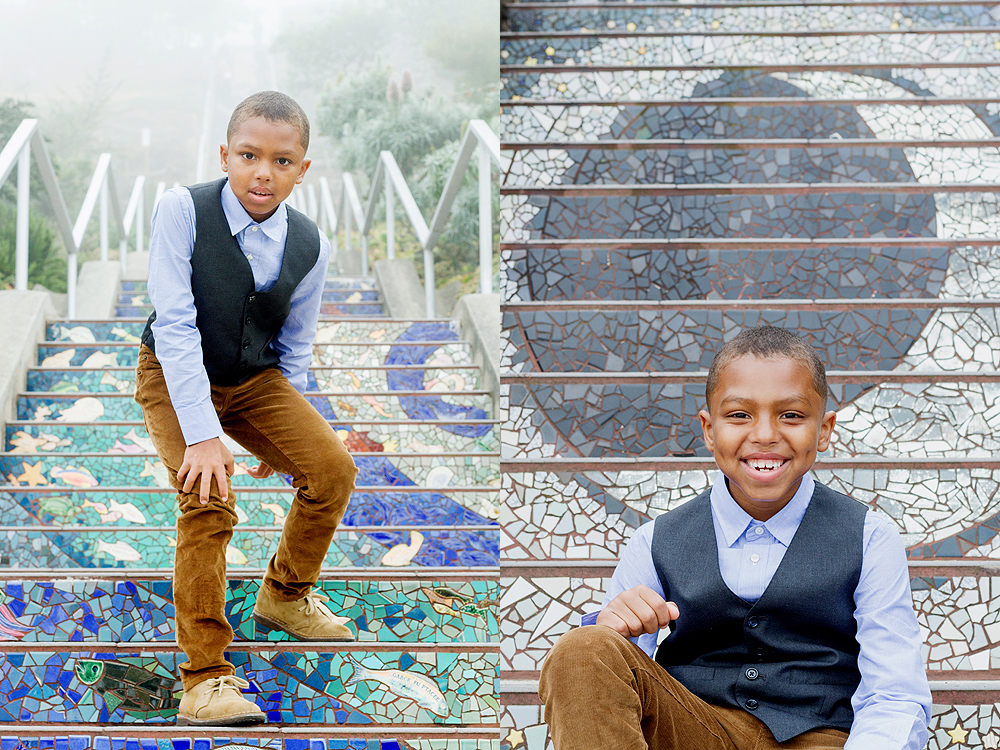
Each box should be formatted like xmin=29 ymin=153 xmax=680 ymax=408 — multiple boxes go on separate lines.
xmin=651 ymin=482 xmax=867 ymax=742
xmin=141 ymin=179 xmax=320 ymax=386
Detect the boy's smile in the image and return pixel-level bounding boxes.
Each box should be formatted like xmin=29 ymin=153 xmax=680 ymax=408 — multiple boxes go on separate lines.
xmin=220 ymin=116 xmax=310 ymax=223
xmin=699 ymin=355 xmax=836 ymax=520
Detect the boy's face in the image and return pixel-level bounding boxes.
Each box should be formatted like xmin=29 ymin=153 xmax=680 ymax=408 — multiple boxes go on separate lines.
xmin=220 ymin=116 xmax=310 ymax=223
xmin=699 ymin=355 xmax=836 ymax=521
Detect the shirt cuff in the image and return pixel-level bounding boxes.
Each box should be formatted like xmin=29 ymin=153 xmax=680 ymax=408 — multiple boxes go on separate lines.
xmin=581 ymin=611 xmax=600 ymax=627
xmin=174 ymin=399 xmax=225 ymax=446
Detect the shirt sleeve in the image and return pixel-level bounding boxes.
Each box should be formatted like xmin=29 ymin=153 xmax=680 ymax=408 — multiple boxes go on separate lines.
xmin=272 ymin=227 xmax=330 ymax=393
xmin=581 ymin=521 xmax=664 ymax=657
xmin=147 ymin=188 xmax=223 ymax=445
xmin=845 ymin=512 xmax=932 ymax=750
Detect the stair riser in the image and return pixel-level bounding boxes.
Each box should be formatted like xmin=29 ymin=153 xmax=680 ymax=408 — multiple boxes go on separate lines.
xmin=48 ymin=320 xmax=456 ymax=343
xmin=0 ymin=455 xmax=499 ymax=491
xmin=0 ymin=485 xmax=500 ymax=529
xmin=0 ymin=737 xmax=499 ymax=749
xmin=27 ymin=369 xmax=483 ymax=393
xmin=0 ymin=579 xmax=498 ymax=644
xmin=17 ymin=394 xmax=492 ymax=424
xmin=0 ymin=527 xmax=499 ymax=569
xmin=38 ymin=343 xmax=472 ymax=369
xmin=0 ymin=650 xmax=498 ymax=725
xmin=7 ymin=424 xmax=498 ymax=455
xmin=501 ymin=467 xmax=1000 ymax=560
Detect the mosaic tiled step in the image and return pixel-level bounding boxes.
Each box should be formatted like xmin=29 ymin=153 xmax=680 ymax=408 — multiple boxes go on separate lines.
xmin=503 ymin=2 xmax=999 ymax=33
xmin=0 ymin=729 xmax=500 ymax=748
xmin=0 ymin=453 xmax=500 ymax=491
xmin=37 ymin=343 xmax=472 ymax=369
xmin=6 ymin=421 xmax=499 ymax=455
xmin=0 ymin=525 xmax=499 ymax=569
xmin=115 ymin=302 xmax=387 ymax=318
xmin=0 ymin=645 xmax=499 ymax=725
xmin=16 ymin=392 xmax=493 ymax=423
xmin=27 ymin=366 xmax=484 ymax=394
xmin=501 ymin=461 xmax=1000 ymax=558
xmin=0 ymin=576 xmax=498 ymax=645
xmin=46 ymin=320 xmax=451 ymax=343
xmin=0 ymin=485 xmax=500 ymax=531
xmin=116 ymin=291 xmax=381 ymax=308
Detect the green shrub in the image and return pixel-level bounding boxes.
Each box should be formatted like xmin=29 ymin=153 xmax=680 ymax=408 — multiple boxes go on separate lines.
xmin=0 ymin=205 xmax=67 ymax=292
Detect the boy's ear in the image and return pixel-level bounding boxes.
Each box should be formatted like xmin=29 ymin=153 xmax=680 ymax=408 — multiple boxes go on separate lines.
xmin=220 ymin=144 xmax=229 ymax=173
xmin=699 ymin=408 xmax=715 ymax=452
xmin=295 ymin=158 xmax=312 ymax=184
xmin=817 ymin=410 xmax=837 ymax=452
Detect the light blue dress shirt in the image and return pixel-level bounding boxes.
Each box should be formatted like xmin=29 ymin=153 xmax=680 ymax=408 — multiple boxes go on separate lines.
xmin=147 ymin=181 xmax=330 ymax=445
xmin=581 ymin=472 xmax=932 ymax=750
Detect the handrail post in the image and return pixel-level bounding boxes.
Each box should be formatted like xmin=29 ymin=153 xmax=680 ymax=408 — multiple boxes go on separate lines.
xmin=344 ymin=191 xmax=352 ymax=255
xmin=99 ymin=178 xmax=109 ymax=262
xmin=478 ymin=140 xmax=492 ymax=294
xmin=385 ymin=166 xmax=395 ymax=260
xmin=67 ymin=253 xmax=77 ymax=319
xmin=15 ymin=142 xmax=30 ymax=290
xmin=137 ymin=186 xmax=144 ymax=255
xmin=424 ymin=247 xmax=435 ymax=318
xmin=362 ymin=235 xmax=369 ymax=277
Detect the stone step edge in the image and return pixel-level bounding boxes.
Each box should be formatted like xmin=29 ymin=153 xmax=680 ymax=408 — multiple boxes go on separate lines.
xmin=0 ymin=486 xmax=499 ymax=495
xmin=502 ymin=297 xmax=1000 ymax=312
xmin=500 ymin=560 xmax=1000 ymax=577
xmin=504 ymin=370 xmax=1000 ymax=385
xmin=503 ymin=457 xmax=1000 ymax=471
xmin=0 ymin=451 xmax=499 ymax=459
xmin=38 ymin=341 xmax=468 ymax=349
xmin=52 ymin=318 xmax=449 ymax=324
xmin=0 ymin=567 xmax=499 ymax=581
xmin=0 ymin=725 xmax=500 ymax=739
xmin=0 ymin=524 xmax=498 ymax=533
xmin=8 ymin=419 xmax=500 ymax=427
xmin=29 ymin=366 xmax=480 ymax=372
xmin=19 ymin=390 xmax=492 ymax=399
xmin=0 ymin=641 xmax=498 ymax=654
xmin=495 ymin=678 xmax=1000 ymax=704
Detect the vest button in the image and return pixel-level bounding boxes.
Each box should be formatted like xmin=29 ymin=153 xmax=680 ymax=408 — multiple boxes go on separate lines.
xmin=745 ymin=699 xmax=759 ymax=710
xmin=248 ymin=294 xmax=256 ymax=303
xmin=242 ymin=340 xmax=250 ymax=350
xmin=246 ymin=317 xmax=252 ymax=325
xmin=747 ymin=616 xmax=759 ymax=628
xmin=745 ymin=668 xmax=759 ymax=680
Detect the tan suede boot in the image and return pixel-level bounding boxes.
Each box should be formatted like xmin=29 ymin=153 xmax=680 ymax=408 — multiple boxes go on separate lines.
xmin=176 ymin=676 xmax=266 ymax=726
xmin=252 ymin=586 xmax=355 ymax=641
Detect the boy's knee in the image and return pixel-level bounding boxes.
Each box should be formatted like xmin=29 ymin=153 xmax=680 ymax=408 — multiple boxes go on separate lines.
xmin=541 ymin=626 xmax=630 ymax=686
xmin=300 ymin=441 xmax=358 ymax=502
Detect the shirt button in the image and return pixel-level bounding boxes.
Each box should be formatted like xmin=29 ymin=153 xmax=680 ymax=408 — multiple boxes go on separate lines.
xmin=754 ymin=527 xmax=764 ymax=536
xmin=746 ymin=668 xmax=759 ymax=680
xmin=746 ymin=699 xmax=759 ymax=710
xmin=747 ymin=617 xmax=759 ymax=628
xmin=246 ymin=253 xmax=253 ymax=260
xmin=750 ymin=553 xmax=760 ymax=564
xmin=251 ymin=226 xmax=258 ymax=232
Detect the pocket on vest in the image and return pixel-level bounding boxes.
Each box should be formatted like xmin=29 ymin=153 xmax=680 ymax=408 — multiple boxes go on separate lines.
xmin=787 ymin=667 xmax=858 ymax=685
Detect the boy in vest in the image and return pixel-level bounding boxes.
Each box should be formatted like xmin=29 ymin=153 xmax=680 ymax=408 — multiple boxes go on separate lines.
xmin=539 ymin=326 xmax=931 ymax=749
xmin=135 ymin=91 xmax=359 ymax=726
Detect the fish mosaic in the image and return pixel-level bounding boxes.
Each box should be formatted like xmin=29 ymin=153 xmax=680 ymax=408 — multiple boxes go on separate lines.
xmin=344 ymin=654 xmax=449 ymax=717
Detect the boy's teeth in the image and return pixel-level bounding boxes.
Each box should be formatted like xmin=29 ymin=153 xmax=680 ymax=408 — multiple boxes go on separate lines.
xmin=746 ymin=459 xmax=784 ymax=471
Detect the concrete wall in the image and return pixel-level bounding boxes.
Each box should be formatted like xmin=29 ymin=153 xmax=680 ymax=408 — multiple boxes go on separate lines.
xmin=373 ymin=258 xmax=426 ymax=319
xmin=453 ymin=293 xmax=501 ymax=408
xmin=0 ymin=290 xmax=56 ymax=429
xmin=75 ymin=260 xmax=123 ymax=319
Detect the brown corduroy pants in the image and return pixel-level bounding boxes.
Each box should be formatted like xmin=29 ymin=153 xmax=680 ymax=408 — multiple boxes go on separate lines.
xmin=539 ymin=627 xmax=849 ymax=750
xmin=134 ymin=345 xmax=358 ymax=690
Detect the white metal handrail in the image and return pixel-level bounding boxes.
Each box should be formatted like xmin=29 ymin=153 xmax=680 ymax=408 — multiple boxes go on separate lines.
xmin=325 ymin=118 xmax=501 ymax=317
xmin=0 ymin=118 xmax=146 ymax=318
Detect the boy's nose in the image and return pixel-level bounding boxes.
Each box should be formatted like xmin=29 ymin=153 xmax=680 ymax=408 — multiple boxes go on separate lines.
xmin=254 ymin=162 xmax=272 ymax=180
xmin=750 ymin=418 xmax=778 ymax=444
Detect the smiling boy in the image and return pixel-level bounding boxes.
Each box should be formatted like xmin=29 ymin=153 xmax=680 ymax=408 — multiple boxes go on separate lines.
xmin=135 ymin=91 xmax=358 ymax=725
xmin=539 ymin=326 xmax=931 ymax=749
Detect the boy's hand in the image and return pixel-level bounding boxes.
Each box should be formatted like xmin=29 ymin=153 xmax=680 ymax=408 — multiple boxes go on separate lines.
xmin=596 ymin=585 xmax=679 ymax=638
xmin=178 ymin=437 xmax=235 ymax=505
xmin=247 ymin=462 xmax=275 ymax=479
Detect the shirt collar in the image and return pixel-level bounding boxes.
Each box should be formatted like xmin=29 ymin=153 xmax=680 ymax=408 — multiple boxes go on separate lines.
xmin=221 ymin=180 xmax=287 ymax=241
xmin=709 ymin=470 xmax=815 ymax=548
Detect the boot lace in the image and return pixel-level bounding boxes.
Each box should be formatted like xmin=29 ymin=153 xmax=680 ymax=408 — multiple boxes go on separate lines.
xmin=203 ymin=675 xmax=250 ymax=700
xmin=300 ymin=590 xmax=350 ymax=624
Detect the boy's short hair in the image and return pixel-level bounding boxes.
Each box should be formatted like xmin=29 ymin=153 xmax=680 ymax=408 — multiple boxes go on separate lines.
xmin=227 ymin=91 xmax=310 ymax=151
xmin=705 ymin=326 xmax=828 ymax=407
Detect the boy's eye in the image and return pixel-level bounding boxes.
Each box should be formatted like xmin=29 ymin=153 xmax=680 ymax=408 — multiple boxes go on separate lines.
xmin=728 ymin=411 xmax=750 ymax=420
xmin=781 ymin=412 xmax=804 ymax=420
xmin=241 ymin=152 xmax=255 ymax=161
xmin=276 ymin=158 xmax=291 ymax=166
